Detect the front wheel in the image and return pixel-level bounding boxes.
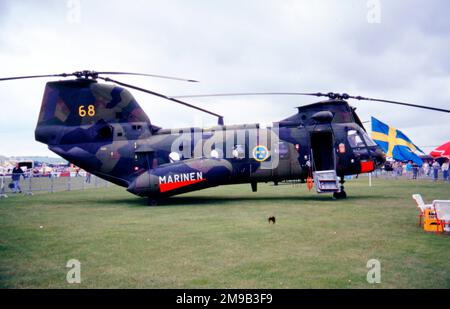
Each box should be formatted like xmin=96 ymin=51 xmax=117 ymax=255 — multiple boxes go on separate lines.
xmin=333 ymin=191 xmax=347 ymax=199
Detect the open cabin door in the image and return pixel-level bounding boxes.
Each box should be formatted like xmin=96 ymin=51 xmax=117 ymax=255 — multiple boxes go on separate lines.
xmin=134 ymin=145 xmax=157 ymax=172
xmin=310 ymin=130 xmax=340 ymax=193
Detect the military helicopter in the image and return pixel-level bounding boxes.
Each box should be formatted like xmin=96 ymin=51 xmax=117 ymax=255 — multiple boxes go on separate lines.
xmin=1 ymin=71 xmax=449 ymax=205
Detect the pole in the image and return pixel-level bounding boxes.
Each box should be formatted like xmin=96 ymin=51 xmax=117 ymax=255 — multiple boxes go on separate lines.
xmin=0 ymin=174 xmax=8 ymax=198
xmin=50 ymin=175 xmax=54 ymax=193
xmin=26 ymin=171 xmax=34 ymax=196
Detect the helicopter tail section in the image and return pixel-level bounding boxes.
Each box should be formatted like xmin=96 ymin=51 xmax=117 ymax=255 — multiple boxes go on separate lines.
xmin=34 ymin=79 xmax=152 ymax=186
xmin=35 ymin=79 xmax=151 ymax=145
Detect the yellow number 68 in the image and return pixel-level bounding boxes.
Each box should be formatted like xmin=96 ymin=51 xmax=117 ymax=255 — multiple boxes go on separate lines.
xmin=79 ymin=105 xmax=96 ymax=117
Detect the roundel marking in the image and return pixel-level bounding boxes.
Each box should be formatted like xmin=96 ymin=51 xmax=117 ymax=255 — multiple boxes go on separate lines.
xmin=252 ymin=145 xmax=270 ymax=162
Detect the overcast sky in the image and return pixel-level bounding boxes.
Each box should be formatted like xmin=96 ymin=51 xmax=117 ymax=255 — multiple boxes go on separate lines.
xmin=0 ymin=0 xmax=449 ymax=157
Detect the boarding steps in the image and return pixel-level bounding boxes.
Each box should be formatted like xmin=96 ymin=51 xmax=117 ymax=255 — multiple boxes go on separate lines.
xmin=313 ymin=170 xmax=340 ymax=193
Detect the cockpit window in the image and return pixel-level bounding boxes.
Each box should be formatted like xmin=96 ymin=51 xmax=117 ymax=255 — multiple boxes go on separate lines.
xmin=360 ymin=130 xmax=377 ymax=146
xmin=347 ymin=130 xmax=365 ymax=148
xmin=347 ymin=129 xmax=377 ymax=148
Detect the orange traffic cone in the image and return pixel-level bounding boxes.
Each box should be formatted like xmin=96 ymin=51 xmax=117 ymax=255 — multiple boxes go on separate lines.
xmin=306 ymin=176 xmax=314 ymax=191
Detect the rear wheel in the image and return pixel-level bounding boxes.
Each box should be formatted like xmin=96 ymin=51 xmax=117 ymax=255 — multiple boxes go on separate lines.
xmin=147 ymin=197 xmax=159 ymax=206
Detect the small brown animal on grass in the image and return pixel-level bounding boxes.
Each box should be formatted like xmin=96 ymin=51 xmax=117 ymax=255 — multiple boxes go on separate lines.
xmin=268 ymin=216 xmax=276 ymax=224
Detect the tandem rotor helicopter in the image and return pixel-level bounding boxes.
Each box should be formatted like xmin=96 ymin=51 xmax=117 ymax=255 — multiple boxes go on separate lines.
xmin=1 ymin=70 xmax=449 ymax=205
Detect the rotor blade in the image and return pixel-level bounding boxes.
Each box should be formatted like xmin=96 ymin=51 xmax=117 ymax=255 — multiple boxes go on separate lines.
xmin=172 ymin=91 xmax=450 ymax=114
xmin=349 ymin=95 xmax=450 ymax=114
xmin=99 ymin=77 xmax=224 ymax=125
xmin=96 ymin=72 xmax=199 ymax=83
xmin=0 ymin=73 xmax=72 ymax=81
xmin=171 ymin=92 xmax=321 ymax=99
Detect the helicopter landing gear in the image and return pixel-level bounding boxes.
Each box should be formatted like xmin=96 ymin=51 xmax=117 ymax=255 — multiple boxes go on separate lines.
xmin=333 ymin=190 xmax=347 ymax=199
xmin=333 ymin=177 xmax=347 ymax=199
xmin=147 ymin=197 xmax=160 ymax=206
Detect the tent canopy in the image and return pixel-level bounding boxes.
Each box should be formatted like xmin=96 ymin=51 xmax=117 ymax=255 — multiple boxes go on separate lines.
xmin=430 ymin=141 xmax=450 ymax=159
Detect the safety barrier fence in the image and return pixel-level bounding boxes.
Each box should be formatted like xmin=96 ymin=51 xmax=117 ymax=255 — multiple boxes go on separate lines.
xmin=367 ymin=168 xmax=449 ymax=180
xmin=0 ymin=172 xmax=110 ymax=198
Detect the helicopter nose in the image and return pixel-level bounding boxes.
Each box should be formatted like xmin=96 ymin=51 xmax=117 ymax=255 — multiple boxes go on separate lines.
xmin=373 ymin=147 xmax=386 ymax=168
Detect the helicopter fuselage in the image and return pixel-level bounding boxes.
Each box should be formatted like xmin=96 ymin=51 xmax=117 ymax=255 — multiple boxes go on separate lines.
xmin=34 ymin=79 xmax=385 ymax=199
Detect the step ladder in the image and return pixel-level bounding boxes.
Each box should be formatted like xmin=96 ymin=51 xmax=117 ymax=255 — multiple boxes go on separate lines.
xmin=313 ymin=170 xmax=340 ymax=193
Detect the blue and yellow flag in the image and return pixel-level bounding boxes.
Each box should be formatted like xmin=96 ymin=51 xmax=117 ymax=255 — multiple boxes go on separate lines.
xmin=371 ymin=117 xmax=424 ymax=166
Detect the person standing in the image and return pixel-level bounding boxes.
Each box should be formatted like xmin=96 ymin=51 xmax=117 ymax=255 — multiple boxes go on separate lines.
xmin=398 ymin=162 xmax=403 ymax=177
xmin=442 ymin=159 xmax=449 ymax=181
xmin=422 ymin=161 xmax=430 ymax=178
xmin=412 ymin=162 xmax=419 ymax=180
xmin=405 ymin=161 xmax=413 ymax=179
xmin=432 ymin=160 xmax=440 ymax=182
xmin=11 ymin=163 xmax=24 ymax=193
xmin=85 ymin=172 xmax=91 ymax=183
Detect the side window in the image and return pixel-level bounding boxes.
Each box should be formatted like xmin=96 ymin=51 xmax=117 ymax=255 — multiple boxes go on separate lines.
xmin=276 ymin=142 xmax=290 ymax=159
xmin=232 ymin=145 xmax=245 ymax=159
xmin=210 ymin=147 xmax=224 ymax=159
xmin=347 ymin=130 xmax=365 ymax=148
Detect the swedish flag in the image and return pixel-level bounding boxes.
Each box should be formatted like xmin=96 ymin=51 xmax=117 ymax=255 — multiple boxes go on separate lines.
xmin=371 ymin=117 xmax=424 ymax=166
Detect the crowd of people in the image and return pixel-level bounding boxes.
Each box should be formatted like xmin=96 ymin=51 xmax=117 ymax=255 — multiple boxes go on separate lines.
xmin=382 ymin=159 xmax=450 ymax=182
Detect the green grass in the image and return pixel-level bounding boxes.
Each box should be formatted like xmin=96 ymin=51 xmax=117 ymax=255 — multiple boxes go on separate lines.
xmin=0 ymin=177 xmax=449 ymax=288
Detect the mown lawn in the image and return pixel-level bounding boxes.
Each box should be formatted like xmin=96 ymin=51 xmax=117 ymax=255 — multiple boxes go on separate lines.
xmin=0 ymin=177 xmax=449 ymax=288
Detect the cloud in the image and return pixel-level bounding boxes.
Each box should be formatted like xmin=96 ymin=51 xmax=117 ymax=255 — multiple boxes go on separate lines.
xmin=0 ymin=0 xmax=448 ymax=156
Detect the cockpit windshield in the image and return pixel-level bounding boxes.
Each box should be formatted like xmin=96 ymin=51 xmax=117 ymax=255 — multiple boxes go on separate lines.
xmin=360 ymin=130 xmax=377 ymax=146
xmin=347 ymin=129 xmax=377 ymax=148
xmin=347 ymin=130 xmax=365 ymax=148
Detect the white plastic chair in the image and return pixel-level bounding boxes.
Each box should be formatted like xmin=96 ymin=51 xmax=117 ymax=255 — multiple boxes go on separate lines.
xmin=412 ymin=194 xmax=433 ymax=226
xmin=433 ymin=200 xmax=450 ymax=233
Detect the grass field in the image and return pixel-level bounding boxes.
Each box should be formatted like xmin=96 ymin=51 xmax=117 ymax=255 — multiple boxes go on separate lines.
xmin=0 ymin=177 xmax=449 ymax=288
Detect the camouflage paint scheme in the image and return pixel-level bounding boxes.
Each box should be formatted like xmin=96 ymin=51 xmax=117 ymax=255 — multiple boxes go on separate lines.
xmin=35 ymin=79 xmax=385 ymax=199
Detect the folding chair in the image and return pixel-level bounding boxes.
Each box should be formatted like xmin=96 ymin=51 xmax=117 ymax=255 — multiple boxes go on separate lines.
xmin=412 ymin=194 xmax=433 ymax=226
xmin=433 ymin=200 xmax=450 ymax=234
